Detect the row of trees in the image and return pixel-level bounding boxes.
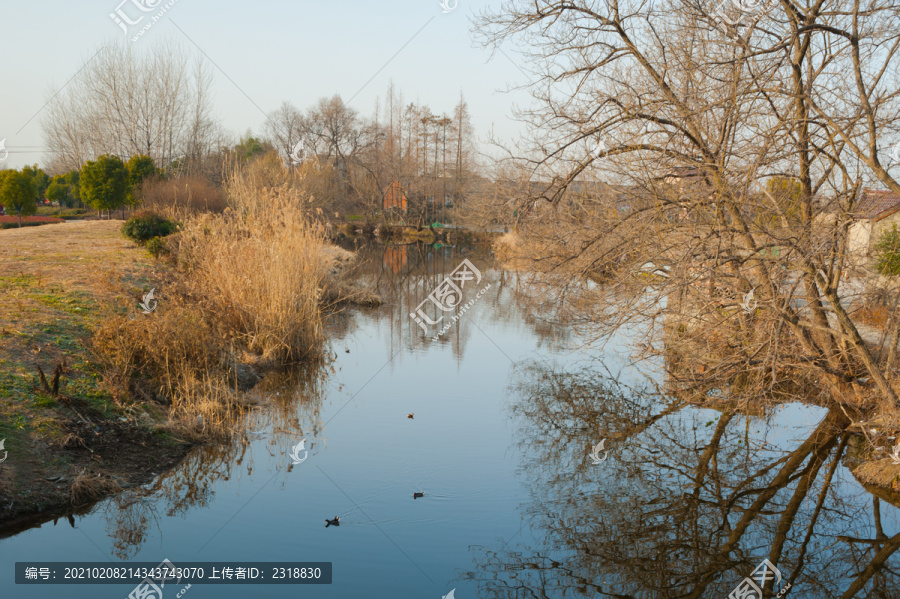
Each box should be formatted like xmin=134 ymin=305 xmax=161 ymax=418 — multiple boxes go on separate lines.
xmin=263 ymin=85 xmax=479 ymax=221
xmin=39 ymin=40 xmax=483 ymax=223
xmin=42 ymin=43 xmax=221 ymax=177
xmin=0 ymin=154 xmax=156 ymax=225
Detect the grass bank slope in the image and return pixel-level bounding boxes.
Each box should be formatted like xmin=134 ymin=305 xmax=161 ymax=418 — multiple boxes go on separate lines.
xmin=0 ymin=220 xmax=189 ymax=529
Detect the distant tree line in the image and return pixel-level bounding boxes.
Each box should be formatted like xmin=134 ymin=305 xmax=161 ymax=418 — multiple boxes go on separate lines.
xmin=264 ymin=83 xmax=479 ymax=222
xmin=36 ymin=40 xmax=483 ymax=224
xmin=0 ymin=154 xmax=158 ymax=224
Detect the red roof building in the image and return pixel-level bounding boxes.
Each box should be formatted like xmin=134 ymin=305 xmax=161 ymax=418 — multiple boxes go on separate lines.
xmin=855 ymin=188 xmax=900 ymax=221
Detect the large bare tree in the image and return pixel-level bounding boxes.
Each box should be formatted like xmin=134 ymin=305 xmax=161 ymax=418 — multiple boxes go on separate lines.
xmin=476 ymin=0 xmax=900 ymax=413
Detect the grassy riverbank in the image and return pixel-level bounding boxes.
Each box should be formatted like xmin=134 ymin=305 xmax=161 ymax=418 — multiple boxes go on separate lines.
xmin=0 ymin=220 xmax=191 ymax=527
xmin=0 ymin=175 xmax=358 ymax=527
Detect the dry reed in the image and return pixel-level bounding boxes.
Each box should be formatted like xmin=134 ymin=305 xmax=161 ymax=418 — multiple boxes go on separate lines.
xmin=93 ymin=161 xmax=343 ymax=440
xmin=92 ymin=304 xmax=240 ymax=440
xmin=71 ymin=472 xmax=122 ymax=505
xmin=175 ymin=168 xmax=331 ymax=363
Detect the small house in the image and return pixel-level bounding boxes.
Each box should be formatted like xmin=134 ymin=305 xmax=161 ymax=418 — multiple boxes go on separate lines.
xmin=848 ymin=188 xmax=900 ymax=259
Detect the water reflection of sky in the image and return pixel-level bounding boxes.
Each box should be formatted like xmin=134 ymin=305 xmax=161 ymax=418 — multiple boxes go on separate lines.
xmin=1 ymin=243 xmax=898 ymax=598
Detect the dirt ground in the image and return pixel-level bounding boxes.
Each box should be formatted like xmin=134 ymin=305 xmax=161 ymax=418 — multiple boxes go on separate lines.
xmin=0 ymin=220 xmax=194 ymax=531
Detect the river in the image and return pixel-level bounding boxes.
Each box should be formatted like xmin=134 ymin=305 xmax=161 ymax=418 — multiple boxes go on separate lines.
xmin=1 ymin=241 xmax=899 ymax=598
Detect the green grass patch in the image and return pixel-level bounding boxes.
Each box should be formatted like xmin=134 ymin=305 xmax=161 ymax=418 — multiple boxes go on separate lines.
xmin=36 ymin=207 xmax=93 ymax=219
xmin=0 ymin=274 xmax=40 ymax=292
xmin=32 ymin=395 xmax=58 ymax=408
xmin=30 ymin=290 xmax=94 ymax=316
xmin=0 ymin=277 xmax=117 ymax=421
xmin=0 ymin=370 xmax=32 ymax=403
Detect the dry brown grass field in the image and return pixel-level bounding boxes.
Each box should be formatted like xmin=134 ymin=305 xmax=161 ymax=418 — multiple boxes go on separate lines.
xmin=0 ymin=219 xmax=165 ymax=421
xmin=0 ymin=220 xmax=186 ymax=527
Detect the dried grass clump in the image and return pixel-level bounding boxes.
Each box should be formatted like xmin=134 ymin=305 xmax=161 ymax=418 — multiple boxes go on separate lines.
xmin=93 ymin=306 xmax=220 ymax=397
xmin=174 ymin=177 xmax=331 ymax=363
xmin=92 ymin=162 xmax=347 ymax=440
xmin=140 ymin=175 xmax=227 ymax=218
xmin=92 ymin=306 xmax=240 ymax=440
xmin=70 ymin=472 xmax=122 ymax=505
xmin=163 ymin=371 xmax=245 ymax=441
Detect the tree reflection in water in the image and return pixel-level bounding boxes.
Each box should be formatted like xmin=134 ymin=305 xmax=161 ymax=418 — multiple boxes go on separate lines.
xmin=329 ymin=240 xmax=575 ymax=358
xmin=466 ymin=361 xmax=900 ymax=598
xmin=103 ymin=360 xmax=329 ymax=559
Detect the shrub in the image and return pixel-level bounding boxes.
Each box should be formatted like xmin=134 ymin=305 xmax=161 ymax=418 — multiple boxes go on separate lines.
xmin=875 ymin=224 xmax=900 ymax=276
xmin=0 ymin=215 xmax=65 ymax=229
xmin=146 ymin=236 xmax=168 ymax=258
xmin=140 ymin=175 xmax=227 ymax=216
xmin=122 ymin=211 xmax=178 ymax=245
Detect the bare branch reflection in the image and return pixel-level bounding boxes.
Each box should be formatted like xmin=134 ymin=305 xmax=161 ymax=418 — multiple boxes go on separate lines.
xmin=102 ymin=361 xmax=329 ymax=558
xmin=465 ymin=362 xmax=900 ymax=598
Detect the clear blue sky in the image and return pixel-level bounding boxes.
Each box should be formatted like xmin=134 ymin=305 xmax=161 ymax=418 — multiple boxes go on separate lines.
xmin=0 ymin=0 xmax=531 ymax=169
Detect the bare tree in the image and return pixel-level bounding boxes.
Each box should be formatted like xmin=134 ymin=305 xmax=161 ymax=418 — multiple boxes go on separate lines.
xmin=475 ymin=0 xmax=900 ymax=414
xmin=265 ymin=101 xmax=305 ymax=169
xmin=42 ymin=41 xmax=218 ymax=173
xmin=452 ymin=92 xmax=478 ymax=207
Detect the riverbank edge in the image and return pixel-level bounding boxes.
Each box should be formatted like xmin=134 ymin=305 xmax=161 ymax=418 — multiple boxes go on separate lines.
xmin=0 ymin=219 xmax=375 ymax=533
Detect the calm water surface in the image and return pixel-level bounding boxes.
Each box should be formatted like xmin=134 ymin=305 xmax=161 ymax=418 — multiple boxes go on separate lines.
xmin=2 ymin=242 xmax=899 ymax=598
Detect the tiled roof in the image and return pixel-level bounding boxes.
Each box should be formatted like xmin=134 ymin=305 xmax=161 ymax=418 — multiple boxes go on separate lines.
xmin=856 ymin=189 xmax=900 ymax=221
xmin=661 ymin=166 xmax=702 ymax=179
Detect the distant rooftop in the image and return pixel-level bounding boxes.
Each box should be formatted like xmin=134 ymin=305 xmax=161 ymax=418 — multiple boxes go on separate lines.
xmin=659 ymin=166 xmax=702 ymax=180
xmin=856 ymin=188 xmax=900 ymax=221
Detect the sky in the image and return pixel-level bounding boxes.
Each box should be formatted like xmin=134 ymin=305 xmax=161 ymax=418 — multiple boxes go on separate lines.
xmin=0 ymin=0 xmax=533 ymax=169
